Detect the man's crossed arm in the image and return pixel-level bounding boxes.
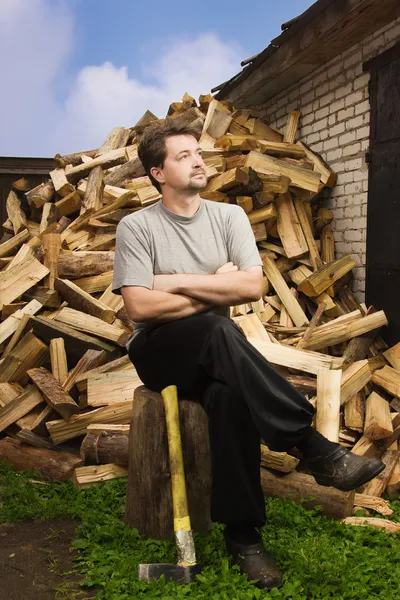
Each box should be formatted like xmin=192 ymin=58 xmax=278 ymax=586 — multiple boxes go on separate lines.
xmin=121 ymin=263 xmax=263 ymax=323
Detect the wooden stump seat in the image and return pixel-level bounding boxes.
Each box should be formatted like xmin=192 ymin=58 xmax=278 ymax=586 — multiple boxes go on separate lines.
xmin=124 ymin=386 xmax=212 ymax=540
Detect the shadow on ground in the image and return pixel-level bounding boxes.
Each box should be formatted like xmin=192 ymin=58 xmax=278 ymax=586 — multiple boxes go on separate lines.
xmin=0 ymin=517 xmax=95 ymax=600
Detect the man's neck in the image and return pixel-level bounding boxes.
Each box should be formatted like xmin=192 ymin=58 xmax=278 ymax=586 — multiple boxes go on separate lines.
xmin=161 ymin=189 xmax=201 ymax=217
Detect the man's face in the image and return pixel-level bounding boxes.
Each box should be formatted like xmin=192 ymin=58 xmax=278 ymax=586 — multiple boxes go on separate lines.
xmin=152 ymin=134 xmax=207 ymax=192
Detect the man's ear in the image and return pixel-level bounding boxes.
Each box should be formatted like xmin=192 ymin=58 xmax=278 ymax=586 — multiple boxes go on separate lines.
xmin=150 ymin=166 xmax=165 ymax=186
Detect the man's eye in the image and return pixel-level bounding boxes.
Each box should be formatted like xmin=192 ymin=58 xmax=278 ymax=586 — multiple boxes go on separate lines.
xmin=180 ymin=155 xmax=188 ymax=160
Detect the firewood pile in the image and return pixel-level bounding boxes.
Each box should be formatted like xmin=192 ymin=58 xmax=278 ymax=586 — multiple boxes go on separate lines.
xmin=0 ymin=92 xmax=399 ymax=518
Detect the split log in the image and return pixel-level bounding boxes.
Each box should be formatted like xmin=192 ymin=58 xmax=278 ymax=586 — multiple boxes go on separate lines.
xmin=6 ymin=191 xmax=28 ymax=234
xmin=49 ymin=338 xmax=68 ymax=384
xmin=28 ymin=367 xmax=79 ymax=420
xmin=46 ymin=401 xmax=133 ymax=444
xmin=72 ymin=464 xmax=128 ymax=488
xmin=262 ymin=256 xmax=309 ymax=327
xmin=362 ymin=450 xmax=400 ymax=496
xmin=353 ymin=494 xmax=393 ymax=517
xmin=283 ymin=111 xmax=300 ymax=144
xmin=0 ymin=437 xmax=81 ymax=482
xmin=364 ymin=392 xmax=393 ymax=440
xmin=298 ymin=255 xmax=357 ymax=297
xmin=53 ymin=307 xmax=128 ymax=346
xmin=0 ymin=385 xmax=44 ymax=433
xmin=0 ymin=332 xmax=49 ymax=384
xmin=372 ymin=366 xmax=400 ymax=399
xmin=341 ymin=517 xmax=400 ymax=533
xmin=248 ymin=335 xmax=343 ymax=374
xmin=260 ymin=445 xmax=299 ymax=473
xmin=340 ymin=360 xmax=371 ymax=406
xmin=85 ymin=371 xmax=142 ymax=408
xmin=275 ymin=193 xmax=308 ymax=259
xmin=54 ymin=278 xmax=115 ymax=323
xmin=316 ymin=369 xmax=342 ymax=442
xmin=383 ymin=342 xmax=400 ymax=371
xmin=344 ymin=391 xmax=365 ymax=433
xmin=49 ymin=168 xmax=75 ymax=197
xmin=245 ymin=150 xmax=321 ymax=192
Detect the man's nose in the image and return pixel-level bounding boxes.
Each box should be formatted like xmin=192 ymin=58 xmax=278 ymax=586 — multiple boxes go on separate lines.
xmin=192 ymin=154 xmax=205 ymax=168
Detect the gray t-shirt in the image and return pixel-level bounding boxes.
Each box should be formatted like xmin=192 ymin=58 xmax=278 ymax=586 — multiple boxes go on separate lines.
xmin=112 ymin=198 xmax=262 ymax=347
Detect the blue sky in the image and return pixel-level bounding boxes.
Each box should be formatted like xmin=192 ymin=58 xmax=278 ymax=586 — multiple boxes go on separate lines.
xmin=0 ymin=0 xmax=315 ymax=156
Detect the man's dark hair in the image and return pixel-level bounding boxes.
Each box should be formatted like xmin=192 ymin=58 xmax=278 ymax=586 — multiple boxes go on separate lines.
xmin=138 ymin=117 xmax=202 ymax=192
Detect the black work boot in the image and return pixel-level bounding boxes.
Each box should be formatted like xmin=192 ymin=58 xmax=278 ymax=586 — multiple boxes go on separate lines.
xmin=224 ymin=530 xmax=282 ymax=589
xmin=306 ymin=446 xmax=385 ymax=491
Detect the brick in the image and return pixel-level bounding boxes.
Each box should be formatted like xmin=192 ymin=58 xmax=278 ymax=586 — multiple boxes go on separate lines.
xmin=344 ymin=206 xmax=361 ymax=218
xmin=300 ymin=124 xmax=314 ymax=137
xmin=345 ymin=91 xmax=364 ymax=108
xmin=312 ymin=142 xmax=324 ymax=153
xmin=338 ymin=107 xmax=355 ymax=121
xmin=352 ymin=242 xmax=365 ymax=254
xmin=312 ymin=100 xmax=320 ymax=111
xmin=329 ymin=98 xmax=345 ymax=114
xmin=323 ymin=137 xmax=339 ymax=151
xmin=313 ymin=118 xmax=328 ymax=132
xmin=355 ymin=100 xmax=370 ymax=115
xmin=300 ymin=79 xmax=314 ymax=95
xmin=326 ymin=148 xmax=342 ymax=162
xmin=335 ymin=219 xmax=353 ymax=231
xmin=329 ymin=74 xmax=347 ymax=90
xmin=320 ymin=130 xmax=329 ymax=141
xmin=344 ymin=181 xmax=363 ymax=194
xmin=332 ymin=161 xmax=345 ymax=172
xmin=333 ymin=184 xmax=346 ymax=196
xmin=346 ymin=116 xmax=364 ymax=130
xmin=384 ymin=23 xmax=400 ymax=44
xmin=314 ymin=71 xmax=328 ymax=86
xmin=361 ymin=140 xmax=369 ymax=151
xmin=337 ymin=171 xmax=354 ymax=184
xmin=307 ymin=132 xmax=320 ymax=144
xmin=354 ymin=169 xmax=368 ymax=182
xmin=335 ymin=242 xmax=348 ymax=253
xmin=302 ymin=113 xmax=314 ymax=126
xmin=339 ymin=131 xmax=357 ymax=145
xmin=328 ymin=114 xmax=336 ymax=126
xmin=328 ymin=63 xmax=342 ymax=78
xmin=353 ymin=217 xmax=367 ymax=229
xmin=330 ymin=123 xmax=345 ymax=137
xmin=302 ymin=103 xmax=314 ymax=116
xmin=335 ymin=83 xmax=353 ymax=100
xmin=344 ymin=230 xmax=362 ymax=242
xmin=334 ymin=208 xmax=345 ymax=219
xmin=343 ymin=143 xmax=361 ymax=157
xmin=302 ymin=90 xmax=315 ymax=104
xmin=344 ymin=158 xmax=363 ymax=171
xmin=354 ymin=73 xmax=370 ymax=91
xmin=333 ymin=231 xmax=343 ymax=242
xmin=356 ymin=126 xmax=370 ymax=140
xmin=316 ymin=106 xmax=330 ymax=120
xmin=319 ymin=92 xmax=335 ymax=108
xmin=344 ymin=51 xmax=362 ymax=69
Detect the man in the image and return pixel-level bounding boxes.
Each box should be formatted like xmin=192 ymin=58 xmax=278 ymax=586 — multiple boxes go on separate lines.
xmin=112 ymin=118 xmax=384 ymax=590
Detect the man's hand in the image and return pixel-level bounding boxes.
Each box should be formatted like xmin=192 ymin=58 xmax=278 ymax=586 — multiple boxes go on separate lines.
xmin=215 ymin=262 xmax=238 ymax=274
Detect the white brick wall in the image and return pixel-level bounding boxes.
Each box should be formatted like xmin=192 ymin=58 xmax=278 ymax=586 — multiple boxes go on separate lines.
xmin=258 ymin=17 xmax=400 ymax=301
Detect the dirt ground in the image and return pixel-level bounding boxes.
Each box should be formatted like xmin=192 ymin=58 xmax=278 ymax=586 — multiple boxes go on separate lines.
xmin=0 ymin=518 xmax=96 ymax=600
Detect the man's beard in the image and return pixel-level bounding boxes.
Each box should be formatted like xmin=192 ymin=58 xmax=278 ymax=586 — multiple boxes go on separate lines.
xmin=187 ymin=172 xmax=207 ymax=190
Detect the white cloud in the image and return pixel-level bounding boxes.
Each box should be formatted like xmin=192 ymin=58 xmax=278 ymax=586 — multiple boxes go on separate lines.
xmin=0 ymin=1 xmax=242 ymax=157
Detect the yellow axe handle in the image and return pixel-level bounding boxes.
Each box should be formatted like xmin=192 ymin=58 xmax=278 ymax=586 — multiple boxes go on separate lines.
xmin=161 ymin=385 xmax=191 ymax=533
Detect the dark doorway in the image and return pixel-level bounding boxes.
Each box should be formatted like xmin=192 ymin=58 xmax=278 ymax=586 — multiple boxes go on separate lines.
xmin=365 ymin=41 xmax=400 ymax=346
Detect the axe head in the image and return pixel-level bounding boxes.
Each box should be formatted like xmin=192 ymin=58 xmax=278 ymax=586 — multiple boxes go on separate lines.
xmin=138 ymin=562 xmax=202 ymax=584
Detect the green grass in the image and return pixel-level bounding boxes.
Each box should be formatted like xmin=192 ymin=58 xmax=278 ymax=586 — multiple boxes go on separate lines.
xmin=1 ymin=461 xmax=400 ymax=600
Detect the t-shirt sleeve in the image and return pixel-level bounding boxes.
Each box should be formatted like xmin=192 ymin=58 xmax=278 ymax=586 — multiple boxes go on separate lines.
xmin=112 ymin=219 xmax=154 ymax=295
xmin=226 ymin=206 xmax=263 ymax=271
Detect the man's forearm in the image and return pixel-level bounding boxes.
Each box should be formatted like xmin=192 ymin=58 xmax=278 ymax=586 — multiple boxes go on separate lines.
xmin=154 ymin=271 xmax=261 ymax=305
xmin=122 ymin=288 xmax=211 ymax=323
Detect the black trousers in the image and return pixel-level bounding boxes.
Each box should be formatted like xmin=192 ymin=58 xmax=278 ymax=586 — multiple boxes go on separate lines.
xmin=128 ymin=312 xmax=315 ymax=528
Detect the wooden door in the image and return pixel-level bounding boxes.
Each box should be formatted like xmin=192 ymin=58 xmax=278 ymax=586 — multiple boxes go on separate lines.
xmin=365 ymin=41 xmax=400 ymax=345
